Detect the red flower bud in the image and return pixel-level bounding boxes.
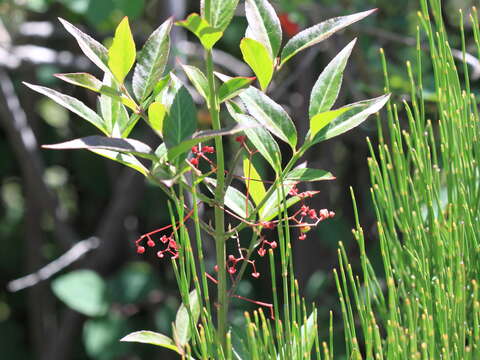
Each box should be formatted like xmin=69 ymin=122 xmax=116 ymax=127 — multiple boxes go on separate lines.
xmin=251 ymin=272 xmax=260 ymax=279
xmin=228 ymin=267 xmax=237 ymax=274
xmin=147 ymin=239 xmax=155 ymax=247
xmin=157 ymin=251 xmax=164 ymax=258
xmin=258 ymin=248 xmax=266 ymax=257
xmin=136 ymin=246 xmax=145 ymax=254
xmin=270 ymin=241 xmax=277 ymax=249
xmin=214 ymin=265 xmax=219 ymax=272
xmin=298 ymin=233 xmax=307 ymax=241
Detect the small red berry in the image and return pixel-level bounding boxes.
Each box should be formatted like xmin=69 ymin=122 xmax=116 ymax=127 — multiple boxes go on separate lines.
xmin=192 ymin=146 xmax=199 ymax=154
xmin=147 ymin=239 xmax=155 ymax=247
xmin=190 ymin=158 xmax=199 ymax=166
xmin=235 ymin=135 xmax=246 ymax=144
xmin=203 ymin=146 xmax=214 ymax=153
xmin=251 ymin=272 xmax=260 ymax=279
xmin=136 ymin=246 xmax=145 ymax=254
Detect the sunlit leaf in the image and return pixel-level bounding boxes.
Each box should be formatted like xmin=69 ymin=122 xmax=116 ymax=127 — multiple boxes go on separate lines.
xmin=240 ymin=38 xmax=274 ymax=91
xmin=202 ymin=0 xmax=239 ymax=32
xmin=309 ymin=39 xmax=356 ymax=118
xmin=308 ymin=94 xmax=390 ymax=146
xmin=280 ymin=9 xmax=376 ymax=66
xmin=181 ymin=64 xmax=209 ymax=101
xmin=177 ymin=13 xmax=223 ymax=50
xmin=243 ymin=155 xmax=266 ymax=206
xmin=285 ymin=168 xmax=335 ymax=182
xmin=121 ymin=331 xmax=180 ymax=353
xmin=108 ymin=17 xmax=136 ymax=83
xmin=239 ymin=87 xmax=297 ymax=149
xmin=133 ymin=18 xmax=172 ymax=101
xmin=174 ymin=289 xmax=201 ymax=347
xmin=148 ymin=102 xmax=166 ymax=135
xmin=309 ymin=107 xmax=352 ymax=140
xmin=245 ymin=0 xmax=282 ymax=58
xmin=59 ymin=17 xmax=110 ymax=74
xmin=226 ymin=103 xmax=281 ymax=171
xmin=218 ymin=77 xmax=255 ymax=103
xmin=42 ymin=135 xmax=156 ymax=160
xmin=205 ymin=178 xmax=254 ymax=218
xmin=24 ymin=82 xmax=106 ymax=134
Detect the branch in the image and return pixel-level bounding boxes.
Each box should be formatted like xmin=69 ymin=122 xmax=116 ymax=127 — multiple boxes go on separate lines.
xmin=7 ymin=237 xmax=101 ymax=292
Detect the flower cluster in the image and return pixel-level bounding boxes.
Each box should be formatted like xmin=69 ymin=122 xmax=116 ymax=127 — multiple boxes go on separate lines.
xmin=190 ymin=144 xmax=215 ymax=167
xmin=135 ymin=232 xmax=179 ymax=259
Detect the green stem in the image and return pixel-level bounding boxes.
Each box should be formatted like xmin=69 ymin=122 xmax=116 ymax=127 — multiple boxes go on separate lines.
xmin=205 ymin=49 xmax=228 ymax=350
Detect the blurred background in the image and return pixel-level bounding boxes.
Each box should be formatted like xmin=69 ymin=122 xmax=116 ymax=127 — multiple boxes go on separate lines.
xmin=0 ymin=0 xmax=478 ymax=359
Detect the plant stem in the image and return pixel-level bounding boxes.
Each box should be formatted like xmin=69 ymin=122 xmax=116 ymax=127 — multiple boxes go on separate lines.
xmin=205 ymin=49 xmax=228 ymax=350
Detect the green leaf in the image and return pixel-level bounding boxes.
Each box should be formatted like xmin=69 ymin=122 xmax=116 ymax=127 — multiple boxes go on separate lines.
xmin=54 ymin=72 xmax=103 ymax=92
xmin=133 ymin=18 xmax=172 ymax=101
xmin=167 ymin=124 xmax=254 ymax=162
xmin=177 ymin=13 xmax=223 ymax=50
xmin=239 ymin=87 xmax=297 ymax=149
xmin=42 ymin=135 xmax=156 ymax=160
xmin=309 ymin=39 xmax=356 ymax=118
xmin=98 ymin=73 xmax=130 ymax=136
xmin=309 ymin=107 xmax=352 ymax=140
xmin=121 ymin=331 xmax=180 ymax=353
xmin=55 ymin=72 xmax=137 ymax=113
xmin=24 ymin=82 xmax=106 ymax=134
xmin=285 ymin=168 xmax=335 ymax=182
xmin=84 ymin=316 xmax=129 ymax=360
xmin=243 ymin=155 xmax=266 ymax=206
xmin=280 ymin=9 xmax=376 ymax=66
xmin=218 ymin=77 xmax=255 ymax=103
xmin=59 ymin=17 xmax=110 ymax=74
xmin=226 ymin=104 xmax=281 ymax=171
xmin=163 ymin=86 xmax=197 ymax=150
xmin=51 ymin=270 xmax=107 ymax=317
xmin=240 ymin=38 xmax=273 ymax=91
xmin=202 ymin=0 xmax=239 ymax=32
xmin=300 ymin=310 xmax=317 ymax=355
xmin=148 ymin=102 xmax=166 ymax=135
xmin=205 ymin=178 xmax=254 ymax=218
xmin=90 ymin=149 xmax=149 ymax=176
xmin=244 ymin=0 xmax=282 ymax=58
xmin=181 ymin=64 xmax=209 ymax=101
xmin=309 ymin=94 xmax=390 ymax=145
xmin=108 ymin=17 xmax=136 ymax=83
xmin=174 ymin=289 xmax=201 ymax=347
xmin=260 ymin=184 xmax=313 ymax=221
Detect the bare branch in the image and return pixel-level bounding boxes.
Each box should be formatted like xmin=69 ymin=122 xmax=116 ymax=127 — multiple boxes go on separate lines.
xmin=7 ymin=237 xmax=101 ymax=292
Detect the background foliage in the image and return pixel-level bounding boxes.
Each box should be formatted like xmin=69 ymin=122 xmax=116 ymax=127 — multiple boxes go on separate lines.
xmin=0 ymin=0 xmax=478 ymax=359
